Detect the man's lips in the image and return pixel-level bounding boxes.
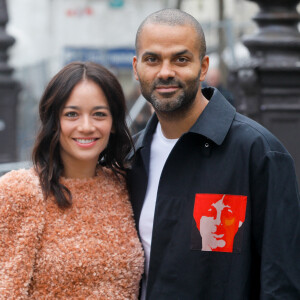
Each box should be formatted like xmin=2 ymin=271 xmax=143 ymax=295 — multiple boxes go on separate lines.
xmin=155 ymin=85 xmax=179 ymax=93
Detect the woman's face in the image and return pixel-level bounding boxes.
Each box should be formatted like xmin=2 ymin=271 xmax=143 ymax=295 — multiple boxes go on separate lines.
xmin=59 ymin=80 xmax=113 ymax=173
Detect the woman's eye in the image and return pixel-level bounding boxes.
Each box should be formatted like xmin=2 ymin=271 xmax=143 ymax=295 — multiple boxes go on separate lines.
xmin=65 ymin=111 xmax=77 ymax=118
xmin=94 ymin=111 xmax=106 ymax=118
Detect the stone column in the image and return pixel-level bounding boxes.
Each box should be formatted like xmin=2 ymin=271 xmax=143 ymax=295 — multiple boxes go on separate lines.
xmin=229 ymin=0 xmax=300 ymax=181
xmin=0 ymin=0 xmax=20 ymax=162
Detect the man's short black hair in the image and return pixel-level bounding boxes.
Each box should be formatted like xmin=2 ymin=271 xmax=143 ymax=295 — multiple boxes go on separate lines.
xmin=135 ymin=8 xmax=206 ymax=59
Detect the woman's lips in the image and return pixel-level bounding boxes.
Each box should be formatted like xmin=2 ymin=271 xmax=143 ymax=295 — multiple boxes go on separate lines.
xmin=73 ymin=138 xmax=99 ymax=148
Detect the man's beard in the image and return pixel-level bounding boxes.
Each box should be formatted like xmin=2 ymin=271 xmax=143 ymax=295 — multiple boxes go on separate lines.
xmin=139 ymin=71 xmax=201 ymax=115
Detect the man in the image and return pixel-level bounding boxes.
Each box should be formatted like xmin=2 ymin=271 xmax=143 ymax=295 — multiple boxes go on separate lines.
xmin=127 ymin=8 xmax=300 ymax=300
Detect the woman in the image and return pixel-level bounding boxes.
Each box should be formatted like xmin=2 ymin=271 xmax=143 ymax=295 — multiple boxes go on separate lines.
xmin=0 ymin=62 xmax=144 ymax=299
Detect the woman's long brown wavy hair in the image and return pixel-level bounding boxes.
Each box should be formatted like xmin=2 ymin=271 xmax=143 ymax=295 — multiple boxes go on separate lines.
xmin=32 ymin=61 xmax=133 ymax=208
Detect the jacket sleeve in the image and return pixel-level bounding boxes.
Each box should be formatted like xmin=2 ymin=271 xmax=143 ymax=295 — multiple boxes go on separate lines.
xmin=0 ymin=170 xmax=45 ymax=299
xmin=251 ymin=151 xmax=300 ymax=299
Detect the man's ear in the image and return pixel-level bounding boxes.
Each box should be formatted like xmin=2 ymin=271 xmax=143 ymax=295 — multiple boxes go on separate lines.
xmin=132 ymin=56 xmax=139 ymax=81
xmin=200 ymin=55 xmax=209 ymax=82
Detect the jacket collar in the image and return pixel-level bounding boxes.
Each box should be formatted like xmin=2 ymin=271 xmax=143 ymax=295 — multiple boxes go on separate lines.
xmin=133 ymin=113 xmax=158 ymax=151
xmin=189 ymin=87 xmax=236 ymax=145
xmin=134 ymin=87 xmax=236 ymax=151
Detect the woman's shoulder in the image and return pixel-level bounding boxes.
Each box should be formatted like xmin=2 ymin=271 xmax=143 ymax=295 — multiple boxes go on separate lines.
xmin=0 ymin=168 xmax=43 ymax=209
xmin=0 ymin=167 xmax=38 ymax=188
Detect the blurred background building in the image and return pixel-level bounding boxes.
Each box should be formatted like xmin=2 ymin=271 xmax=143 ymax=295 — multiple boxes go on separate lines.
xmin=5 ymin=0 xmax=258 ymax=161
xmin=1 ymin=0 xmax=300 ymax=180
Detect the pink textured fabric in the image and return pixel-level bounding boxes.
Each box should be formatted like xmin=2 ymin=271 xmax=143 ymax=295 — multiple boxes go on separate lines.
xmin=0 ymin=168 xmax=144 ymax=299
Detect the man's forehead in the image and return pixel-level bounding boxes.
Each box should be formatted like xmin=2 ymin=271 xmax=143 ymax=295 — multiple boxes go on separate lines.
xmin=138 ymin=23 xmax=199 ymax=54
xmin=140 ymin=22 xmax=196 ymax=37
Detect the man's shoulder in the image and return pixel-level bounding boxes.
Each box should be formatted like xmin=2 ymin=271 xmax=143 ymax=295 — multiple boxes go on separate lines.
xmin=126 ymin=128 xmax=147 ymax=162
xmin=230 ymin=113 xmax=288 ymax=154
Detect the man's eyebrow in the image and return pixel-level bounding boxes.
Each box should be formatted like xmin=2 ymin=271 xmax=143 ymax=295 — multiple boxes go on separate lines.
xmin=141 ymin=51 xmax=159 ymax=58
xmin=173 ymin=50 xmax=193 ymax=57
xmin=141 ymin=50 xmax=193 ymax=59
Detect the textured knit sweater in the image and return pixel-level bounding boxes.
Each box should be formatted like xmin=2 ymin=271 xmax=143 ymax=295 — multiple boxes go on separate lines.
xmin=0 ymin=168 xmax=144 ymax=299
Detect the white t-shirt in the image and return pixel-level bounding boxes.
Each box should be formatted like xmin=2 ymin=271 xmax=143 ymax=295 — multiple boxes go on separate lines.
xmin=139 ymin=122 xmax=178 ymax=300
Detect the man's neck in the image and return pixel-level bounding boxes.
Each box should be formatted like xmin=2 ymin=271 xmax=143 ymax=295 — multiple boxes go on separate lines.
xmin=156 ymin=93 xmax=209 ymax=139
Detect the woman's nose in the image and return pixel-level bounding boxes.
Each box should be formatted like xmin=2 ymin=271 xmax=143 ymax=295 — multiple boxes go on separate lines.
xmin=78 ymin=116 xmax=95 ymax=132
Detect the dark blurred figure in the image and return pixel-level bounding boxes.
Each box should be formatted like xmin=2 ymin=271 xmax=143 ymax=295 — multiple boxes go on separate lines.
xmin=205 ymin=67 xmax=235 ymax=106
xmin=130 ymin=99 xmax=154 ymax=135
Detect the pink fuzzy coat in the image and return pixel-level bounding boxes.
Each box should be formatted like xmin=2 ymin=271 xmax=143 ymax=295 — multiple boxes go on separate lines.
xmin=0 ymin=168 xmax=144 ymax=299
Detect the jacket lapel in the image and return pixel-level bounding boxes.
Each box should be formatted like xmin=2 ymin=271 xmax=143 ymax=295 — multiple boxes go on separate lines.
xmin=127 ymin=114 xmax=158 ymax=227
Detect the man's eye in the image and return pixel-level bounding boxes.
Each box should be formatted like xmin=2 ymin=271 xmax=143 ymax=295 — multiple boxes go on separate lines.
xmin=176 ymin=57 xmax=188 ymax=63
xmin=146 ymin=57 xmax=157 ymax=63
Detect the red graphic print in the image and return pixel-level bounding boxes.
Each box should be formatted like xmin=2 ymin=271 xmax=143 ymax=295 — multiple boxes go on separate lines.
xmin=193 ymin=194 xmax=247 ymax=252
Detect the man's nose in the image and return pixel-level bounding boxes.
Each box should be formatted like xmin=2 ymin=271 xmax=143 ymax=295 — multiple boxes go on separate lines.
xmin=157 ymin=61 xmax=175 ymax=80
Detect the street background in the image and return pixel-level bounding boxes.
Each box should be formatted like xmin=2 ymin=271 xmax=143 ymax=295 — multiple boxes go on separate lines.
xmin=5 ymin=0 xmax=259 ymax=161
xmin=2 ymin=0 xmax=300 ymax=180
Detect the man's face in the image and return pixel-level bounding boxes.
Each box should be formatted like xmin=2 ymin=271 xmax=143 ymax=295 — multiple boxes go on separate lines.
xmin=133 ymin=23 xmax=209 ymax=114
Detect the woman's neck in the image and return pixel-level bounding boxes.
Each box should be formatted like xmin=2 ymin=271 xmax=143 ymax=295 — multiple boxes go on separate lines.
xmin=62 ymin=159 xmax=98 ymax=179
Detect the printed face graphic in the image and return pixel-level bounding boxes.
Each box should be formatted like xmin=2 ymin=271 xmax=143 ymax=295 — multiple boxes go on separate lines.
xmin=193 ymin=194 xmax=247 ymax=252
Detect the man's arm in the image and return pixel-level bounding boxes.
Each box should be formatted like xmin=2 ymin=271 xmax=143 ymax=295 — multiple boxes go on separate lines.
xmin=251 ymin=151 xmax=300 ymax=299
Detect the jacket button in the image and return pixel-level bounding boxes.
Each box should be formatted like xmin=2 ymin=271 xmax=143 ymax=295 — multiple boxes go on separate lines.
xmin=205 ymin=142 xmax=209 ymax=148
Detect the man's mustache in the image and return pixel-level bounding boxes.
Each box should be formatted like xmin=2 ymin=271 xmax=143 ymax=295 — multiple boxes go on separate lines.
xmin=153 ymin=79 xmax=182 ymax=87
